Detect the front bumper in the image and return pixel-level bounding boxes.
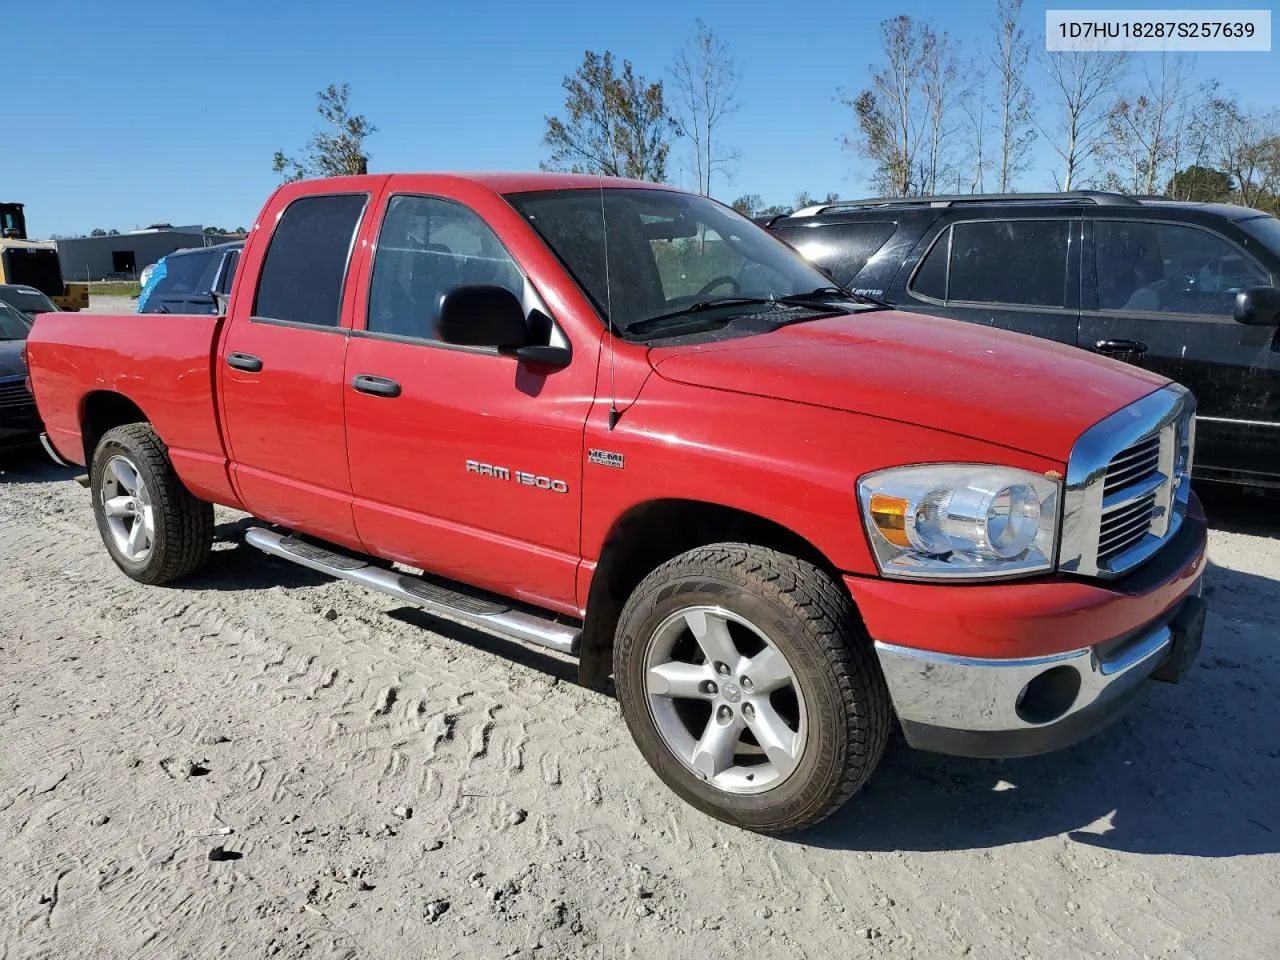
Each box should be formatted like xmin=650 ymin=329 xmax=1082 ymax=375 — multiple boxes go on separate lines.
xmin=846 ymin=503 xmax=1209 ymax=759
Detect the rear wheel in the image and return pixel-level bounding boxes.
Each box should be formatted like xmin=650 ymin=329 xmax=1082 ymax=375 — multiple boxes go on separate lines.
xmin=613 ymin=543 xmax=890 ymax=834
xmin=90 ymin=423 xmax=212 ymax=585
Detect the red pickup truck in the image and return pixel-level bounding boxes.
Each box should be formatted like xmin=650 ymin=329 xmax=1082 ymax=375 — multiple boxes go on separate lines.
xmin=27 ymin=173 xmax=1208 ymax=833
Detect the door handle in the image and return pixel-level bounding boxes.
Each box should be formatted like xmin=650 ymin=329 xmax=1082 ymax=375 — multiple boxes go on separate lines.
xmin=351 ymin=374 xmax=402 ymax=398
xmin=1094 ymin=338 xmax=1149 ymax=355
xmin=226 ymin=352 xmax=264 ymax=372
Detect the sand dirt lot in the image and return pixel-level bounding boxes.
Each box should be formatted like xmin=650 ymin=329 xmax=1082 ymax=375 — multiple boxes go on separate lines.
xmin=0 ymin=443 xmax=1277 ymax=960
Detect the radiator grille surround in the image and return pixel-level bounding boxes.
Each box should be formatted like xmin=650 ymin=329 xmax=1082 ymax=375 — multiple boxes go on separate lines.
xmin=1058 ymin=383 xmax=1194 ymax=579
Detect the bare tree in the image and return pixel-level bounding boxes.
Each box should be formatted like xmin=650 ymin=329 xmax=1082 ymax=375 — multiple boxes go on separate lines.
xmin=992 ymin=0 xmax=1035 ymax=190
xmin=1103 ymin=54 xmax=1192 ymax=194
xmin=841 ymin=16 xmax=927 ymax=195
xmin=1218 ymin=105 xmax=1280 ymax=208
xmin=273 ymin=84 xmax=377 ymax=182
xmin=670 ymin=20 xmax=741 ymax=197
xmin=542 ymin=51 xmax=671 ymax=182
xmin=961 ymin=60 xmax=991 ymax=192
xmin=1037 ymin=47 xmax=1130 ymax=190
xmin=919 ymin=26 xmax=961 ymax=194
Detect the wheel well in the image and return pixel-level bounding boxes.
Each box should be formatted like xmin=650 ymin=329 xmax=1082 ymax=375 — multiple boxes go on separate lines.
xmin=577 ymin=499 xmax=841 ymax=689
xmin=81 ymin=392 xmax=149 ymax=466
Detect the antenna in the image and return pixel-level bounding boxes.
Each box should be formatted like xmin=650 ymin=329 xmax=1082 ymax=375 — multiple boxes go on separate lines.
xmin=599 ymin=178 xmax=620 ymax=430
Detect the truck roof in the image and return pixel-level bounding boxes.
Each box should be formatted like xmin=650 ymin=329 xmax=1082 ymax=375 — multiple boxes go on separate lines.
xmin=298 ymin=171 xmax=675 ymax=195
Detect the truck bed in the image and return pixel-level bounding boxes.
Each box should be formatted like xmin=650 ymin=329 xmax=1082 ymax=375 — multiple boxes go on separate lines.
xmin=26 ymin=311 xmax=236 ymax=505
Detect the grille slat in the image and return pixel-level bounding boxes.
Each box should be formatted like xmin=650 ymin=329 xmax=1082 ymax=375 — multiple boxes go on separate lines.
xmin=1098 ymin=499 xmax=1157 ymax=556
xmin=0 ymin=381 xmax=33 ymax=409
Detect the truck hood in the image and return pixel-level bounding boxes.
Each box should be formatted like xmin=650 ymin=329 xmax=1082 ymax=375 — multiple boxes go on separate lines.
xmin=647 ymin=310 xmax=1169 ymax=461
xmin=0 ymin=340 xmax=26 ymax=379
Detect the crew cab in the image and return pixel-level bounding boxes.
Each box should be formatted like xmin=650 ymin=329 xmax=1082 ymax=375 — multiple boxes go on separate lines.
xmin=26 ymin=173 xmax=1208 ymax=834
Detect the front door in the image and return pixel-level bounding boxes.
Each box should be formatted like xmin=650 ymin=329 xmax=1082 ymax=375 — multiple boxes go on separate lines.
xmin=342 ymin=193 xmax=595 ymax=614
xmin=1079 ymin=218 xmax=1280 ymax=485
xmin=218 ymin=191 xmax=373 ymax=549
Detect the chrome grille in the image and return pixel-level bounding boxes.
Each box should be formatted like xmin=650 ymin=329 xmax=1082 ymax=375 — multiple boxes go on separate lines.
xmin=0 ymin=379 xmax=33 ymax=410
xmin=1058 ymin=384 xmax=1195 ymax=580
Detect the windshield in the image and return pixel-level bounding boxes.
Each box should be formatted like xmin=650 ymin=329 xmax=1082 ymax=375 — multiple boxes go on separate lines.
xmin=506 ymin=188 xmax=840 ymax=334
xmin=1240 ymin=215 xmax=1280 ymax=262
xmin=0 ymin=286 xmax=57 ymax=317
xmin=0 ymin=301 xmax=32 ymax=339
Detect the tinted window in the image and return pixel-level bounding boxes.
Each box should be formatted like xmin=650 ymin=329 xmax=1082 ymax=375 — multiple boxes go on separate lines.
xmin=253 ymin=194 xmax=367 ymax=327
xmin=220 ymin=250 xmax=241 ymax=294
xmin=0 ymin=301 xmax=32 ymax=339
xmin=1096 ymin=220 xmax=1269 ymax=315
xmin=948 ymin=220 xmax=1071 ymax=306
xmin=777 ymin=221 xmax=898 ymax=284
xmin=366 ymin=195 xmax=525 ymax=340
xmin=910 ymin=227 xmax=950 ymax=300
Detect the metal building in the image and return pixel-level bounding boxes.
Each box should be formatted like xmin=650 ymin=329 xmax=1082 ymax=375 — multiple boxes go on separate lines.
xmin=53 ymin=225 xmax=208 ymax=282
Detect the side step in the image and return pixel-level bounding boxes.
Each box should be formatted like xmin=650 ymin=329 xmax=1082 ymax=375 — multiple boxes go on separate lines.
xmin=244 ymin=527 xmax=581 ymax=656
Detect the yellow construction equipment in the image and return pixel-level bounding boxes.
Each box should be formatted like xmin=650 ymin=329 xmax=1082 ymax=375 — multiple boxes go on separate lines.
xmin=0 ymin=202 xmax=89 ymax=311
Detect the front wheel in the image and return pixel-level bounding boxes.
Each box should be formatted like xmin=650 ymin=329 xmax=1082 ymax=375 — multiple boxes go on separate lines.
xmin=90 ymin=423 xmax=213 ymax=585
xmin=613 ymin=544 xmax=890 ymax=834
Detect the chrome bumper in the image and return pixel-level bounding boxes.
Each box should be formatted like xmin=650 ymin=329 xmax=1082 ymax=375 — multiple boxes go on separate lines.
xmin=874 ymin=588 xmax=1200 ymax=758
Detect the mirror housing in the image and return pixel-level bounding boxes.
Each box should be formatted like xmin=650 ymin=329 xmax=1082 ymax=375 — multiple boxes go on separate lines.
xmin=436 ymin=285 xmax=532 ymax=348
xmin=1232 ymin=286 xmax=1280 ymax=326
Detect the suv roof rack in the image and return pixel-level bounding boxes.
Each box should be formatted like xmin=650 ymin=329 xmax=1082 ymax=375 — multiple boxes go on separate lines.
xmin=787 ymin=190 xmax=1141 ymax=217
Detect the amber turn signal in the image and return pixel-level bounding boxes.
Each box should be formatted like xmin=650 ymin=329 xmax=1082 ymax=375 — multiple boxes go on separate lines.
xmin=868 ymin=493 xmax=911 ymax=548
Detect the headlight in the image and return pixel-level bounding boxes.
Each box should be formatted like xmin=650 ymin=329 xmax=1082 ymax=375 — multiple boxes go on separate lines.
xmin=857 ymin=464 xmax=1060 ymax=581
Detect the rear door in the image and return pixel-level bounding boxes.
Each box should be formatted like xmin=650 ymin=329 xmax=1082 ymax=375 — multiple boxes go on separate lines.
xmin=900 ymin=216 xmax=1082 ymax=345
xmin=217 ymin=189 xmax=376 ymax=550
xmin=1080 ymin=217 xmax=1280 ymax=484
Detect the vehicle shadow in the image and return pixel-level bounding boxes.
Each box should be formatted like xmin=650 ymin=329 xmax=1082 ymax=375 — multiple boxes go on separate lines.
xmin=797 ymin=556 xmax=1279 ymax=857
xmin=0 ymin=445 xmax=79 ymax=484
xmin=187 ymin=533 xmax=334 ymax=591
xmin=1196 ymin=480 xmax=1280 ymax=539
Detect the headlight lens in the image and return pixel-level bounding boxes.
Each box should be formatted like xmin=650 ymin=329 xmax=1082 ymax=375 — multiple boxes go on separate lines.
xmin=858 ymin=465 xmax=1060 ymax=580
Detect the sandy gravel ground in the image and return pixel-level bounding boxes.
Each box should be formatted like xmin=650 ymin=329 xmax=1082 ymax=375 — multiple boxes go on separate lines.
xmin=0 ymin=444 xmax=1277 ymax=960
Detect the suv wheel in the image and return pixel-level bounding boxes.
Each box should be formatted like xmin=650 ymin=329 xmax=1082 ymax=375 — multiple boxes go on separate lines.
xmin=614 ymin=543 xmax=890 ymax=834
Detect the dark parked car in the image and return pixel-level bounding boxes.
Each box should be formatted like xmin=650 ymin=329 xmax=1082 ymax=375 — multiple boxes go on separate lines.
xmin=0 ymin=300 xmax=38 ymax=449
xmin=0 ymin=283 xmax=60 ymax=320
xmin=137 ymin=240 xmax=242 ymax=314
xmin=765 ymin=191 xmax=1280 ymax=489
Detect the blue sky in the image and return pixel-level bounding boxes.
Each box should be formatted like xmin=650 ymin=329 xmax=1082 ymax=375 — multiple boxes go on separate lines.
xmin=5 ymin=0 xmax=1276 ymax=237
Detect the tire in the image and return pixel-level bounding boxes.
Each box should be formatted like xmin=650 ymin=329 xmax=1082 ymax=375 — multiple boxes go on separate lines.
xmin=90 ymin=423 xmax=213 ymax=585
xmin=614 ymin=543 xmax=890 ymax=834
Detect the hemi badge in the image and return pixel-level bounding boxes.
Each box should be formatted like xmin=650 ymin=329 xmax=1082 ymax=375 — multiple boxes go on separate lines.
xmin=588 ymin=449 xmax=625 ymax=469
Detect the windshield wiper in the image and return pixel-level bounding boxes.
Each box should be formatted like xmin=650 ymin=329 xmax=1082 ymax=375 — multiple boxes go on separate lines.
xmin=777 ymin=286 xmax=891 ymax=308
xmin=625 ymin=297 xmax=784 ymax=334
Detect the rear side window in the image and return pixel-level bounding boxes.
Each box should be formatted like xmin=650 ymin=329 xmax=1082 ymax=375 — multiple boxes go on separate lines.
xmin=253 ymin=194 xmax=368 ymax=327
xmin=774 ymin=221 xmax=898 ymax=284
xmin=912 ymin=220 xmax=1071 ymax=307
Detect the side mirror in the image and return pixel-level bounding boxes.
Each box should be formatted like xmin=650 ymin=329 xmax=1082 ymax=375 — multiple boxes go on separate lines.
xmin=436 ymin=285 xmax=570 ymax=367
xmin=1232 ymin=286 xmax=1280 ymax=326
xmin=436 ymin=285 xmax=532 ymax=348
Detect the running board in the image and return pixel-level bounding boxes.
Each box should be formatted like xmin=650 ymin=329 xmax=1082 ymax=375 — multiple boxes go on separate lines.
xmin=244 ymin=527 xmax=581 ymax=656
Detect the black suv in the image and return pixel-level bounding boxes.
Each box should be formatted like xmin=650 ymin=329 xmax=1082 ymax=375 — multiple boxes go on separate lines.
xmin=764 ymin=192 xmax=1280 ymax=490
